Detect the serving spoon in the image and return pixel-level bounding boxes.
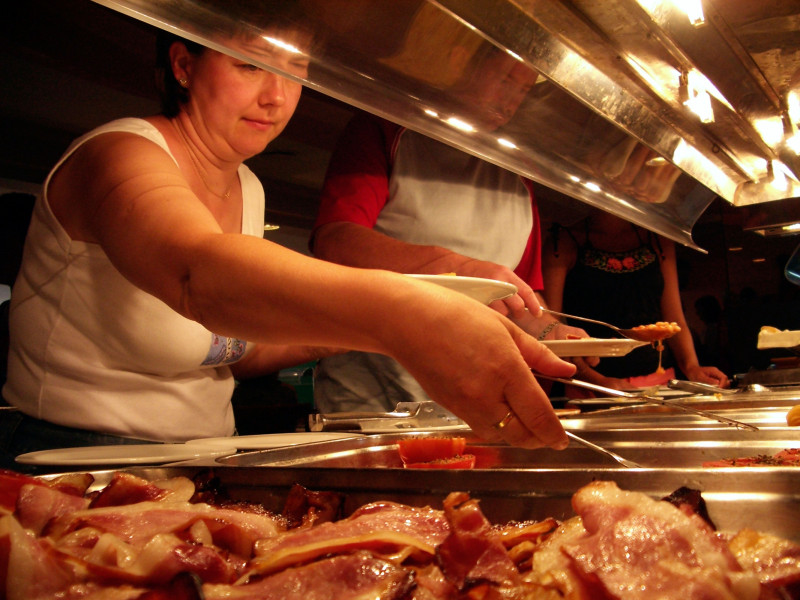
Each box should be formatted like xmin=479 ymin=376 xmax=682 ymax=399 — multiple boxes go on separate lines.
xmin=540 ymin=308 xmax=679 ymax=343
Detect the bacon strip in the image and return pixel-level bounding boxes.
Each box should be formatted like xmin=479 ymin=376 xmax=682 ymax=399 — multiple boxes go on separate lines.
xmin=728 ymin=528 xmax=800 ymax=588
xmin=16 ymin=483 xmax=90 ymax=535
xmin=247 ymin=501 xmax=449 ymax=577
xmin=437 ymin=491 xmax=521 ymax=589
xmin=50 ymin=501 xmax=284 ymax=557
xmin=564 ymin=481 xmax=761 ymax=599
xmin=204 ymin=552 xmax=414 ymax=600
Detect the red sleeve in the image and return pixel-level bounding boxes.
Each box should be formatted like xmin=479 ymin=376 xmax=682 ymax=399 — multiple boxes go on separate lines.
xmin=310 ymin=112 xmax=402 ymax=249
xmin=513 ymin=179 xmax=544 ymax=291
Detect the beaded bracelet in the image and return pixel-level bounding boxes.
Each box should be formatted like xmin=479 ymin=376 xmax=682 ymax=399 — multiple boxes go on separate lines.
xmin=537 ymin=321 xmax=560 ymax=341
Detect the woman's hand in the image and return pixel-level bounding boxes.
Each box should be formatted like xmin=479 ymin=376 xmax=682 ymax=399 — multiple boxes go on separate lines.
xmin=389 ymin=287 xmax=576 ymax=450
xmin=684 ymin=365 xmax=729 ymax=388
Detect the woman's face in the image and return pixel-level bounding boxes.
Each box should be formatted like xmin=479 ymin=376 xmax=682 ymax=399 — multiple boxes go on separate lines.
xmin=177 ymin=34 xmax=309 ymax=159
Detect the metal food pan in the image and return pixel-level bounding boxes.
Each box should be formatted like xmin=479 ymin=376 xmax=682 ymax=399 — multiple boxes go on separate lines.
xmin=214 ymin=430 xmax=799 ymax=470
xmin=66 ymin=465 xmax=800 ymax=543
xmin=560 ymin=397 xmax=798 ymax=430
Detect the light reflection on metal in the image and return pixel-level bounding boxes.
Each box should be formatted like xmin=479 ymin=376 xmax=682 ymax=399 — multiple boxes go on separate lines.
xmin=445 ymin=117 xmax=475 ymax=133
xmin=90 ymin=0 xmax=800 ymax=250
xmin=263 ymin=36 xmax=302 ymax=55
xmin=754 ymin=117 xmax=786 ymax=148
xmin=672 ymin=139 xmax=733 ymax=199
xmin=675 ymin=0 xmax=705 ymax=27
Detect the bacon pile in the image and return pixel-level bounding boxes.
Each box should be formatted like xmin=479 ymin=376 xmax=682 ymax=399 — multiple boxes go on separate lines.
xmin=1 ymin=469 xmax=798 ymax=599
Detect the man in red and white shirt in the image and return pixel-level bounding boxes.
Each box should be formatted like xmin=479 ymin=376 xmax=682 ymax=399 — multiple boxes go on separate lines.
xmin=310 ymin=110 xmax=587 ymax=412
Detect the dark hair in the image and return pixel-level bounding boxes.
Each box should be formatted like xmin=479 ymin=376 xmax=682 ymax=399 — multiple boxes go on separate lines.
xmin=155 ymin=32 xmax=205 ymax=118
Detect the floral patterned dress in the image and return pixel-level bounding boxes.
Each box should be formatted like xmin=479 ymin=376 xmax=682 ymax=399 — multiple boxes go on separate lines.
xmin=561 ymin=226 xmax=674 ymax=378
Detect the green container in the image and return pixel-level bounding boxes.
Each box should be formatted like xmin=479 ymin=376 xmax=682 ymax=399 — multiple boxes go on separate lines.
xmin=278 ymin=361 xmax=316 ymax=406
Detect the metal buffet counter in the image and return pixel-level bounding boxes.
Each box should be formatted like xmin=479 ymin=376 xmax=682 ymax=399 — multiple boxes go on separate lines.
xmin=114 ymin=383 xmax=798 ymax=542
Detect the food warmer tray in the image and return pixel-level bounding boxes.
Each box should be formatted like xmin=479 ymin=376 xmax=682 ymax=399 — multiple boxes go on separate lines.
xmin=561 ymin=393 xmax=799 ymax=430
xmin=60 ymin=464 xmax=800 ymax=543
xmin=212 ymin=430 xmax=799 ymax=471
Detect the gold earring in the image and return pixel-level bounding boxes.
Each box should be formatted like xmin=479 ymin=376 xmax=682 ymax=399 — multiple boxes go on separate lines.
xmin=178 ymin=78 xmax=188 ymax=87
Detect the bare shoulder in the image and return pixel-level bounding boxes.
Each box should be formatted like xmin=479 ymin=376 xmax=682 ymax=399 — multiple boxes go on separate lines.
xmin=50 ymin=128 xmax=183 ymax=241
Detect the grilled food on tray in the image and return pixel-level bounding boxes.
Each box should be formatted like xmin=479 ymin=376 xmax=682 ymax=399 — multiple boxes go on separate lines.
xmin=1 ymin=468 xmax=798 ymax=599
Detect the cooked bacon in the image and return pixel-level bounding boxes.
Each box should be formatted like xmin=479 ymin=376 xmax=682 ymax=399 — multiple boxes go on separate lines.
xmin=0 ymin=514 xmax=77 ymax=600
xmin=495 ymin=517 xmax=559 ymax=548
xmin=661 ymin=486 xmax=716 ymax=530
xmin=437 ymin=491 xmax=521 ymax=589
xmin=281 ymin=483 xmax=344 ymax=528
xmin=89 ymin=472 xmax=193 ymax=508
xmin=728 ymin=528 xmax=800 ymax=588
xmin=79 ymin=532 xmax=238 ymax=585
xmin=50 ymin=501 xmax=284 ymax=559
xmin=136 ymin=572 xmax=204 ymax=600
xmin=2 ymin=469 xmax=799 ymax=600
xmin=16 ymin=482 xmax=90 ymax=535
xmin=247 ymin=500 xmax=450 ymax=577
xmin=204 ymin=551 xmax=414 ymax=600
xmin=408 ymin=564 xmax=458 ymax=600
xmin=564 ymin=481 xmax=762 ymax=599
xmin=0 ymin=469 xmax=50 ymax=513
xmin=525 ymin=516 xmax=594 ymax=599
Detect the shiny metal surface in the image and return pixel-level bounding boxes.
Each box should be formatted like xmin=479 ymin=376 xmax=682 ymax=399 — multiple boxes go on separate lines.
xmin=215 ymin=429 xmax=799 ymax=471
xmin=57 ymin=464 xmax=800 ymax=541
xmin=561 ymin=390 xmax=800 ymax=429
xmin=90 ymin=0 xmax=800 ymax=250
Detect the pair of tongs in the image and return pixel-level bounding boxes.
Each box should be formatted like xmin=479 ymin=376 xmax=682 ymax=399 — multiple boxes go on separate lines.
xmin=536 ymin=374 xmax=759 ymax=431
xmin=309 ymin=401 xmax=468 ymax=432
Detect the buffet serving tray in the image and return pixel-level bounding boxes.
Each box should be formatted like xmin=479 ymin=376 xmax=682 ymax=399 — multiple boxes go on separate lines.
xmin=214 ymin=430 xmax=800 ymax=470
xmin=561 ymin=395 xmax=798 ymax=429
xmin=61 ymin=464 xmax=800 ymax=543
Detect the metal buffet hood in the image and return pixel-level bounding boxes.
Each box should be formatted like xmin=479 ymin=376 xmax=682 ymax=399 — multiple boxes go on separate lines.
xmin=92 ymin=0 xmax=800 ymax=250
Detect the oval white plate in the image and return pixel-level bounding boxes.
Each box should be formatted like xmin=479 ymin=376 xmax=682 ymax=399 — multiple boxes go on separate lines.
xmin=542 ymin=338 xmax=647 ymax=357
xmin=186 ymin=432 xmax=363 ymax=450
xmin=406 ymin=274 xmax=517 ymax=305
xmin=16 ymin=443 xmax=236 ymax=466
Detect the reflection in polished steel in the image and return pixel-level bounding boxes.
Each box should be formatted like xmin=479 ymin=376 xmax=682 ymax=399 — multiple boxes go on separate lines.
xmin=91 ymin=0 xmax=800 ymax=249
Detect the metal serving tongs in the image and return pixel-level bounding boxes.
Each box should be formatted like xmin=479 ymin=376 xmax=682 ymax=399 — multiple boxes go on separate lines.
xmin=536 ymin=374 xmax=759 ymax=431
xmin=564 ymin=431 xmax=642 ymax=468
xmin=309 ymin=401 xmax=469 ymax=432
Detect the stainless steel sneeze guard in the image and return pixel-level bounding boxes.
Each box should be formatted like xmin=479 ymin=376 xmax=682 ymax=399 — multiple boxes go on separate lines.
xmin=90 ymin=0 xmax=800 ymax=250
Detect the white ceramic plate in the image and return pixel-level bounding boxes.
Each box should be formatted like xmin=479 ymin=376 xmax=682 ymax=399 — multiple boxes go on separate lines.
xmin=186 ymin=432 xmax=364 ymax=450
xmin=542 ymin=338 xmax=647 ymax=357
xmin=15 ymin=443 xmax=237 ymax=466
xmin=406 ymin=274 xmax=517 ymax=305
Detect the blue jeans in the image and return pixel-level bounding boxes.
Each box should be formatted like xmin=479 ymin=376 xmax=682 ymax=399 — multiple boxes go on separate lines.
xmin=0 ymin=408 xmax=154 ymax=474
